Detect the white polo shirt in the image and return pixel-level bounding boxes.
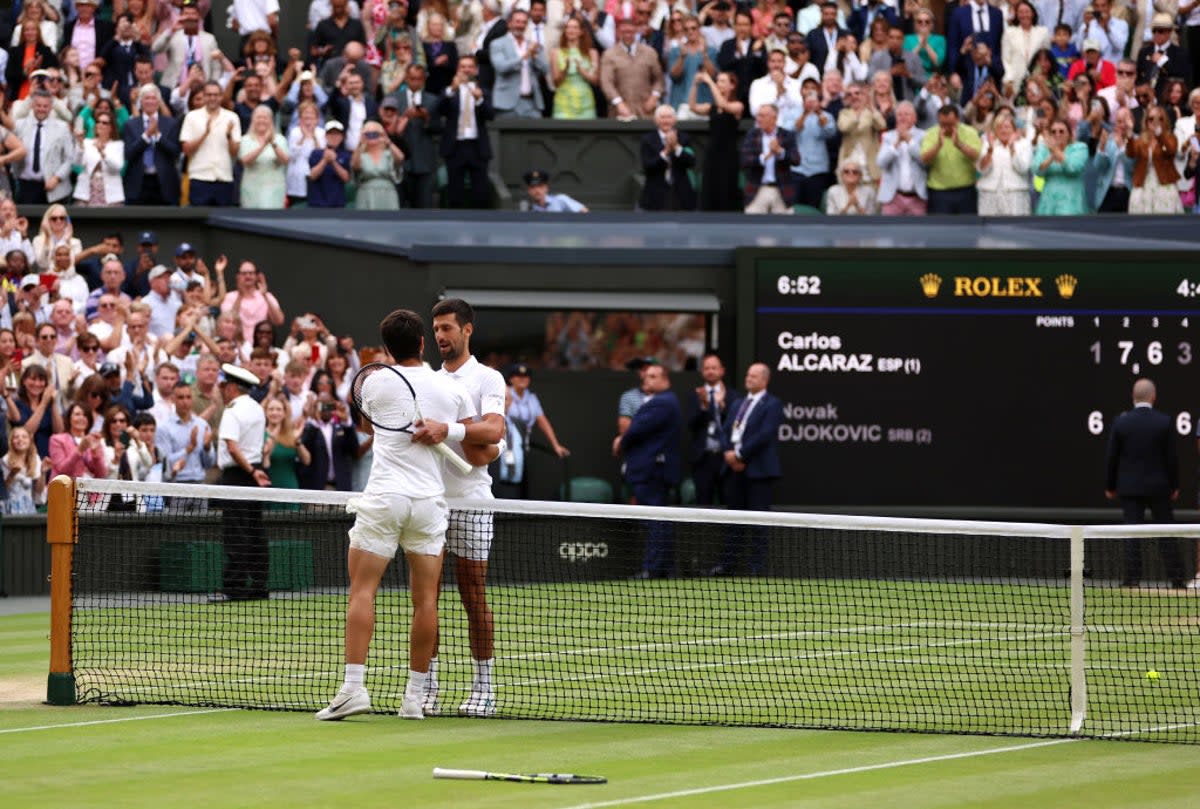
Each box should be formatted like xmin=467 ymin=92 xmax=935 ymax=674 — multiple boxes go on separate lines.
xmin=180 ymin=107 xmax=242 ymax=182
xmin=218 ymin=392 xmax=266 ymax=469
xmin=437 ymin=355 xmax=506 ymax=497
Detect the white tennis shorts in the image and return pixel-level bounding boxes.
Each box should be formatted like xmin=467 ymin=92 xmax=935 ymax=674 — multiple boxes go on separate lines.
xmin=347 ymin=493 xmax=447 ymax=559
xmin=445 ymin=487 xmax=495 ymax=561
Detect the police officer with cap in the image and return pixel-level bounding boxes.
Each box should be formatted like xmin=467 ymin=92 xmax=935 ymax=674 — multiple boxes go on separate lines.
xmin=213 ymin=362 xmax=270 ymax=602
xmin=523 ymin=169 xmax=589 ymax=213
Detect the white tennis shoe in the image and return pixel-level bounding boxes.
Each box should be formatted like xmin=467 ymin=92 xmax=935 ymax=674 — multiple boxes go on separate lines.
xmin=458 ymin=690 xmax=497 ymax=717
xmin=315 ymin=687 xmax=371 ymax=720
xmin=399 ymin=690 xmax=425 ymax=719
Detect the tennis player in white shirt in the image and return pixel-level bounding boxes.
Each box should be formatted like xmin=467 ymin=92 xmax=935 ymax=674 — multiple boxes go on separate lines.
xmin=316 ymin=308 xmax=476 ymax=722
xmin=425 ymin=298 xmax=507 ymax=717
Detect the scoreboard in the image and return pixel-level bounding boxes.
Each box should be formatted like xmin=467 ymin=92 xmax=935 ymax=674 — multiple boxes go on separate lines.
xmin=739 ymin=250 xmax=1200 ymax=508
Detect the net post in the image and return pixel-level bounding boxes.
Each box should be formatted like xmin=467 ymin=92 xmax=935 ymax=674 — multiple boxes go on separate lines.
xmin=46 ymin=475 xmax=77 ymax=706
xmin=1068 ymin=526 xmax=1087 ymax=734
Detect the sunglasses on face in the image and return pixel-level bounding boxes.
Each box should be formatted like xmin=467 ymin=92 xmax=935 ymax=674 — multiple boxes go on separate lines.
xmin=81 ymin=346 xmax=99 ymax=353
xmin=49 ymin=215 xmax=66 ymax=221
xmin=110 ymin=417 xmax=128 ymax=424
xmin=1117 ymin=69 xmax=1135 ymax=76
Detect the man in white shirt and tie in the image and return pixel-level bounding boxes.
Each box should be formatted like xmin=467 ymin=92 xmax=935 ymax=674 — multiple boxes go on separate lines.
xmin=687 ymin=351 xmax=731 ymax=506
xmin=441 ymin=54 xmax=495 ymax=208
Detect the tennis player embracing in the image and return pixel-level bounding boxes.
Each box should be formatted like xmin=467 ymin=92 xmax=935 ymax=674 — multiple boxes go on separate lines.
xmin=426 ymin=298 xmax=508 ymax=717
xmin=317 ymin=309 xmax=476 ymax=721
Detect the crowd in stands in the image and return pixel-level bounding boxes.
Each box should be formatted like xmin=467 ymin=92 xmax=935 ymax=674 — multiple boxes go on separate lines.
xmin=0 ymin=0 xmax=1197 ymax=213
xmin=0 ymin=206 xmax=378 ymax=513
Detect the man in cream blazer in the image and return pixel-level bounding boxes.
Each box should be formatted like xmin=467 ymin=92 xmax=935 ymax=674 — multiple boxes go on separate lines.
xmin=152 ymin=3 xmax=223 ymax=89
xmin=14 ymin=93 xmax=74 ymax=205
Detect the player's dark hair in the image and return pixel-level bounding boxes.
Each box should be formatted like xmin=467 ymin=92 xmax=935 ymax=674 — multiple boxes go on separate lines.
xmin=432 ymin=298 xmax=475 ymax=327
xmin=380 ymin=309 xmax=424 ymax=361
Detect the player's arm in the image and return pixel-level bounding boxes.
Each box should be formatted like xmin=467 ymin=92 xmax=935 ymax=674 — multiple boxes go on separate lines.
xmin=460 ymin=412 xmax=505 ymax=466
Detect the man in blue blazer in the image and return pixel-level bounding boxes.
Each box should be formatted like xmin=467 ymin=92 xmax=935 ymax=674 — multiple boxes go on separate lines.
xmin=123 ymin=85 xmax=182 ymax=205
xmin=1104 ymin=378 xmax=1187 ymax=588
xmin=946 ymin=0 xmax=1004 ymax=75
xmin=847 ymin=0 xmax=899 ymax=44
xmin=710 ymin=362 xmax=783 ymax=576
xmin=614 ymin=363 xmax=681 ymax=579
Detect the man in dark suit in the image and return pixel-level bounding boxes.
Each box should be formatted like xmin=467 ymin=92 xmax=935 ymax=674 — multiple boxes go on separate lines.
xmin=391 ymin=64 xmax=441 ymax=208
xmin=848 ymin=0 xmax=899 ymax=43
xmin=299 ymin=395 xmax=359 ymax=491
xmin=475 ymin=0 xmax=508 ymax=93
xmin=1135 ymin=14 xmax=1192 ymax=93
xmin=805 ymin=2 xmax=850 ymax=76
xmin=123 ymin=85 xmax=182 ymax=205
xmin=327 ymin=71 xmax=380 ymax=143
xmin=441 ymin=54 xmax=494 ymax=208
xmin=686 ymin=351 xmax=732 ymax=506
xmin=718 ymin=10 xmax=766 ymax=110
xmin=957 ymin=42 xmax=1005 ymax=101
xmin=710 ymin=362 xmax=784 ymax=576
xmin=740 ymin=103 xmax=801 ymax=213
xmin=614 ymin=363 xmax=681 ymax=579
xmin=946 ymin=0 xmax=1004 ymax=75
xmin=639 ymin=105 xmax=697 ymax=211
xmin=98 ymin=15 xmax=152 ymax=107
xmin=1105 ymin=378 xmax=1187 ymax=588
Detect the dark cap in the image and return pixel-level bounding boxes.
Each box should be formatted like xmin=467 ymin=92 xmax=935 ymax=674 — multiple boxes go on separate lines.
xmin=138 ymin=230 xmax=158 ymax=245
xmin=380 ymin=96 xmax=400 ymax=111
xmin=99 ymin=362 xmax=121 ymax=377
xmin=221 ymin=363 xmax=259 ymax=388
xmin=625 ymin=356 xmax=660 ymax=371
xmin=175 ymin=242 xmax=195 ymax=256
xmin=523 ymin=169 xmax=550 ymax=187
xmin=507 ymin=363 xmax=532 ymax=379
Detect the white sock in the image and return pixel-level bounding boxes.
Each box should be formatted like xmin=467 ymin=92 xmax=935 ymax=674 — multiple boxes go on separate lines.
xmin=427 ymin=657 xmax=439 ymax=692
xmin=344 ymin=663 xmax=365 ymax=691
xmin=406 ymin=669 xmax=430 ymax=697
xmin=473 ymin=658 xmax=494 ymax=693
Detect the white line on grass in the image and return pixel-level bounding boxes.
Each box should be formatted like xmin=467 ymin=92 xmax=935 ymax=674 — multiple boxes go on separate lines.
xmin=0 ymin=708 xmax=238 ymax=735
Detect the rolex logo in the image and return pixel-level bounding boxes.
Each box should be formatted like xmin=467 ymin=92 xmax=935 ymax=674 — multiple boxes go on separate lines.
xmin=1055 ymin=274 xmax=1078 ymax=299
xmin=919 ymin=273 xmax=942 ymax=298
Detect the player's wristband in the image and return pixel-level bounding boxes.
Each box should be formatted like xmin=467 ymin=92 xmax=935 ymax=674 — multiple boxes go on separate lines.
xmin=447 ymin=423 xmax=466 ymax=442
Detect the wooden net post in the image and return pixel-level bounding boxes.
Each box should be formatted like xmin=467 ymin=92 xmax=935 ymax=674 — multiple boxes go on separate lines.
xmin=46 ymin=475 xmax=77 ymax=705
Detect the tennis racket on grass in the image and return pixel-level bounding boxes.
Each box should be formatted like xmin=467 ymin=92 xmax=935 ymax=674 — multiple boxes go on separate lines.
xmin=351 ymin=363 xmax=473 ymax=474
xmin=433 ymin=768 xmax=607 ymax=785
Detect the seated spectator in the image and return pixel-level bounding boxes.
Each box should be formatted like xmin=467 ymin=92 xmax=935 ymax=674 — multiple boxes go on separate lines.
xmin=691 ymin=71 xmax=744 ymax=211
xmin=352 ymin=120 xmax=403 ymax=209
xmin=1034 ymin=117 xmax=1089 ymax=214
xmin=1094 ymin=106 xmax=1136 ymax=212
xmin=1160 ymin=79 xmax=1188 ymax=128
xmin=1127 ymin=105 xmax=1183 ymax=214
xmin=1025 ymin=48 xmax=1063 ymax=97
xmin=32 ymin=205 xmax=81 ymax=271
xmin=920 ymin=104 xmax=983 ymax=214
xmin=1063 ymin=73 xmax=1097 ymax=131
xmin=180 ymin=81 xmax=242 ymax=207
xmin=8 ymin=364 xmax=62 ymax=460
xmin=86 ymin=256 xmax=132 ymax=324
xmin=307 ymin=119 xmax=352 ymax=208
xmin=73 ymin=110 xmax=126 ymax=207
xmin=48 ymin=246 xmax=89 ymax=315
xmin=964 ymin=78 xmax=1008 ymax=134
xmin=374 ymin=0 xmax=424 ymax=79
xmin=0 ymin=199 xmax=32 ymax=261
xmin=74 ymin=335 xmax=104 ymax=381
xmin=976 ymin=110 xmax=1032 ymax=215
xmin=792 ymin=88 xmax=838 ymax=209
xmin=2 ymin=426 xmax=43 ymax=514
xmin=667 ymin=16 xmax=718 ymax=116
xmin=77 ymin=96 xmax=130 ymax=141
xmin=904 ymin=8 xmax=944 ymax=77
xmin=238 ymin=104 xmax=289 ymax=209
xmin=837 ymin=81 xmax=885 ymax=182
xmin=851 ymin=2 xmax=897 ymax=58
xmin=422 ymin=11 xmax=458 ymax=98
xmin=825 ymin=159 xmax=876 ymax=214
xmin=639 ymin=105 xmax=697 ymax=211
xmin=876 ymin=101 xmax=927 ymax=215
xmin=740 ymin=103 xmax=800 ymax=214
xmin=551 ymin=17 xmax=599 ymax=120
xmin=49 ymin=402 xmax=106 ymax=481
xmin=1067 ymin=40 xmax=1115 ymax=89
xmin=523 ymin=168 xmax=589 ymax=212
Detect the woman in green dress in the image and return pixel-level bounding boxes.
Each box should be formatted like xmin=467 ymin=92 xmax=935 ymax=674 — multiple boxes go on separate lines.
xmin=262 ymin=396 xmax=310 ymax=509
xmin=238 ymin=105 xmax=289 ymax=209
xmin=550 ymin=17 xmax=598 ymax=120
xmin=352 ymin=121 xmax=403 ymax=210
xmin=1033 ymin=119 xmax=1089 ymax=215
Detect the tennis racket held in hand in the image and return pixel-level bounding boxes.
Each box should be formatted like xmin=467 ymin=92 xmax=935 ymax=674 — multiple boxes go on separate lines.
xmin=433 ymin=767 xmax=606 ymax=785
xmin=351 ymin=363 xmax=473 ymax=474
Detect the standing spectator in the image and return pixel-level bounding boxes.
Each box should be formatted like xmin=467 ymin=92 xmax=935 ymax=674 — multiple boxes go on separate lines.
xmin=947 ymin=0 xmax=1004 ymax=76
xmin=2 ymin=426 xmax=43 ymax=514
xmin=1033 ymin=117 xmax=1089 ymax=214
xmin=24 ymin=320 xmax=76 ymax=409
xmin=876 ymin=100 xmax=927 ymax=215
xmin=99 ymin=15 xmax=152 ymax=107
xmin=144 ymin=265 xmax=181 ymax=340
xmin=958 ymin=41 xmax=1004 ymax=102
xmin=748 ymin=48 xmax=801 ymax=119
xmin=421 ymin=13 xmax=458 ymax=98
xmin=638 ymin=104 xmax=697 ymax=211
xmin=7 ymin=23 xmax=58 ymax=103
xmin=48 ymin=402 xmax=106 ymax=481
xmin=31 ymin=205 xmax=81 ymax=272
xmin=230 ymin=73 xmax=280 ymax=133
xmin=393 ymin=64 xmax=440 ymax=208
xmin=741 ymin=102 xmax=799 ymax=214
xmin=261 ymin=395 xmax=310 ymax=492
xmin=551 ymin=16 xmax=599 ymax=120
xmin=1105 ymin=378 xmax=1186 ymax=589
xmin=353 ymin=120 xmax=404 ymax=209
xmin=976 ymin=110 xmax=1032 ymax=215
xmin=600 ymin=16 xmax=664 ymax=120
xmin=308 ymin=119 xmax=352 ymax=208
xmin=667 ymin=16 xmax=717 ymax=115
xmin=123 ymin=85 xmax=183 ymax=206
xmin=72 ymin=110 xmax=126 ymax=207
xmin=14 ymin=92 xmax=73 ymax=205
xmin=441 ymin=53 xmax=493 ymax=209
xmin=491 ymin=9 xmax=549 ymax=119
xmin=64 ymin=0 xmax=114 ymax=76
xmin=238 ymin=104 xmax=289 ymax=209
xmin=1136 ymin=14 xmax=1191 ymax=96
xmin=1127 ymin=105 xmax=1183 ymax=214
xmin=151 ymin=2 xmax=221 ymax=89
xmin=328 ymin=70 xmax=377 ymax=150
xmin=837 ymin=81 xmax=886 ymax=181
xmin=299 ymin=392 xmax=358 ymax=490
xmin=1094 ymin=106 xmax=1136 ymax=212
xmin=709 ymin=362 xmax=783 ymax=576
xmin=181 ymin=81 xmax=242 ymax=206
xmin=825 ymin=159 xmax=877 ymax=213
xmin=221 ymin=260 xmax=284 ymax=346
xmin=903 ymin=8 xmax=944 ymax=77
xmin=615 ymin=363 xmax=681 ymax=579
xmin=849 ymin=0 xmax=898 ymax=46
xmin=791 ymin=87 xmax=837 ymax=209
xmin=686 ymin=350 xmax=731 ymax=507
xmin=312 ymin=0 xmax=368 ymax=66
xmin=8 ymin=364 xmax=61 ymax=460
xmin=156 ymin=382 xmax=215 ymax=486
xmin=719 ymin=10 xmax=766 ymax=112
xmin=1068 ymin=40 xmax=1116 ymax=89
xmin=806 ymin=2 xmax=849 ymax=76
xmin=691 ymin=71 xmax=743 ymax=211
xmin=784 ymin=35 xmax=819 ymax=85
xmin=287 ymin=101 xmax=324 ymax=207
xmin=230 ymin=0 xmax=281 ymax=44
xmin=869 ymin=26 xmax=926 ymax=102
xmin=1183 ymin=0 xmax=1200 ymax=89
xmin=1074 ymin=0 xmax=1127 ymax=65
xmin=1098 ymin=58 xmax=1139 ymax=125
xmin=921 ymin=105 xmax=983 ymax=214
xmin=1002 ymin=1 xmax=1049 ymax=94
